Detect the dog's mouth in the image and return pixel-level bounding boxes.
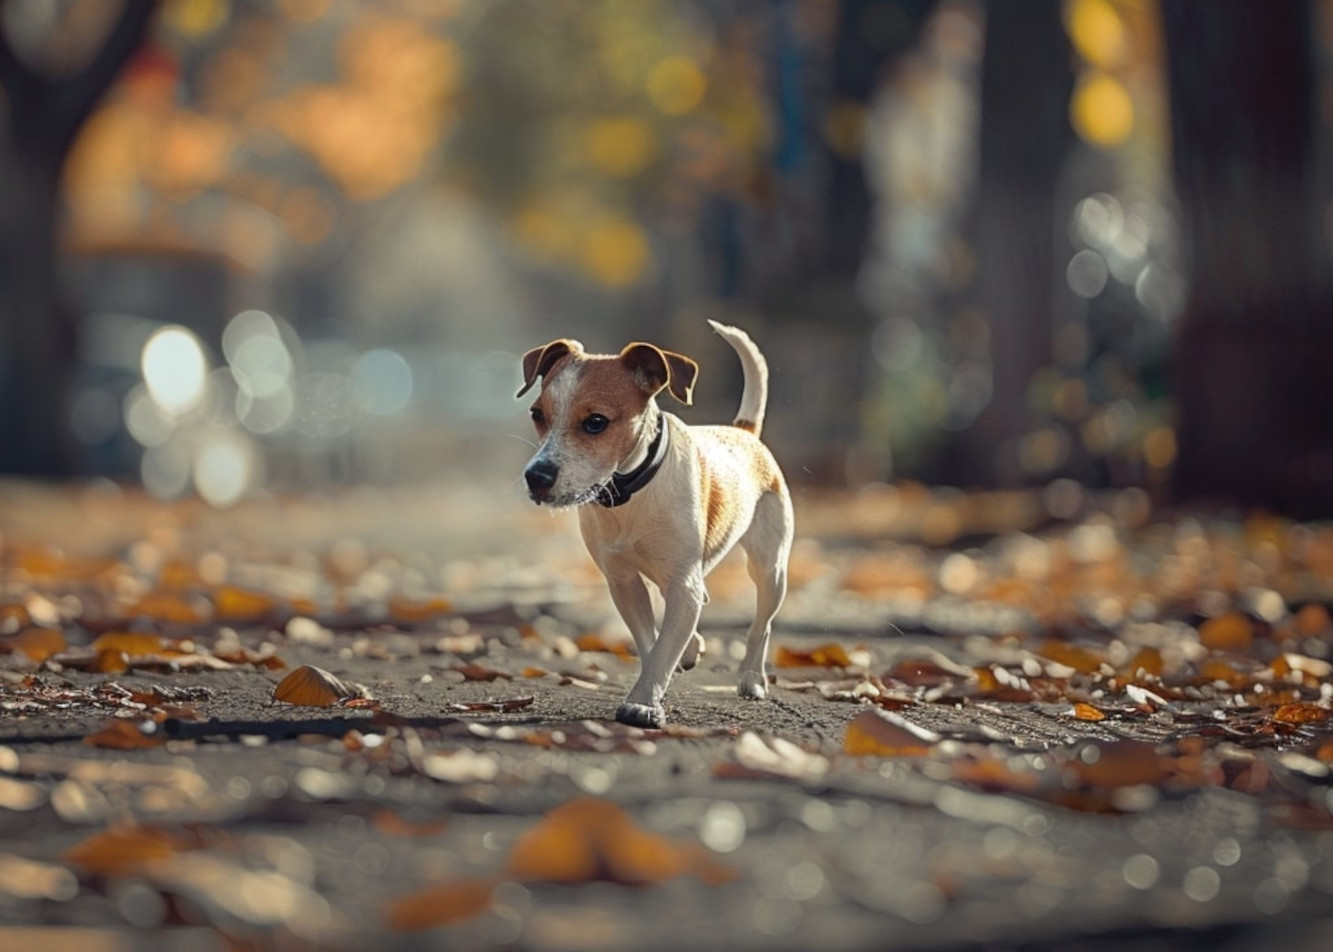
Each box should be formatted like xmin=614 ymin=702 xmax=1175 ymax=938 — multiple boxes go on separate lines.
xmin=529 ymin=481 xmax=611 ymax=509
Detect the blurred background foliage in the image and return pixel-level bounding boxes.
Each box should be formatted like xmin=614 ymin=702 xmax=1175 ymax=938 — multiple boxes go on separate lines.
xmin=1 ymin=0 xmax=1331 ymax=516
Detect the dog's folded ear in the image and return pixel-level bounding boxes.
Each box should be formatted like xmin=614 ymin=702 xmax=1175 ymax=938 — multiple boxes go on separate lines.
xmin=619 ymin=343 xmax=699 ymax=405
xmin=517 ymin=339 xmax=583 ymax=397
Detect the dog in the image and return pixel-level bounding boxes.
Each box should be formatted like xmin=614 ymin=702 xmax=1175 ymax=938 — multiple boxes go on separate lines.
xmin=517 ymin=321 xmax=794 ymax=728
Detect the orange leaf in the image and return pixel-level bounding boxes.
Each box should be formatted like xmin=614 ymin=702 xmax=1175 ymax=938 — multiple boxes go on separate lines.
xmin=84 ymin=720 xmax=164 ymax=750
xmin=842 ymin=708 xmax=938 ymax=756
xmin=575 ymin=634 xmax=635 ymax=661
xmin=0 ymin=627 xmax=66 ymax=663
xmin=372 ymin=811 xmax=448 ymax=838
xmin=387 ymin=595 xmax=453 ymax=623
xmin=1294 ymin=603 xmax=1331 ymax=636
xmin=505 ymin=798 xmax=730 ymax=886
xmin=63 ymin=826 xmax=190 ymax=878
xmin=93 ymin=649 xmax=130 ymax=674
xmin=1272 ymin=703 xmax=1329 ymax=725
xmin=1067 ymin=740 xmax=1166 ymax=789
xmin=1071 ymin=702 xmax=1107 ymax=721
xmin=775 ymin=642 xmax=853 ymax=669
xmin=1121 ymin=646 xmax=1164 ymax=678
xmin=212 ymin=585 xmax=274 ymax=621
xmin=272 ymin=664 xmax=361 ymax=707
xmin=1036 ymin=641 xmax=1104 ymax=675
xmin=384 ymin=878 xmax=496 ymax=931
xmin=453 ymin=663 xmax=509 ymax=682
xmin=121 ymin=593 xmax=210 ymax=625
xmin=520 ymin=666 xmax=549 ymax=678
xmin=90 ymin=631 xmax=177 ymax=658
xmin=885 ymin=658 xmax=957 ymax=686
xmin=1198 ymin=612 xmax=1254 ymax=652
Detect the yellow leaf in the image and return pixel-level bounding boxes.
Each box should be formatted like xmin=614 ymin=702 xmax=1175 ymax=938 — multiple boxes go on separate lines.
xmin=212 ymin=585 xmax=275 ymax=621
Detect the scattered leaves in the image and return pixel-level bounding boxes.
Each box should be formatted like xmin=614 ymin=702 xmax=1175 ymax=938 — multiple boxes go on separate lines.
xmin=444 ymin=696 xmax=534 ymax=714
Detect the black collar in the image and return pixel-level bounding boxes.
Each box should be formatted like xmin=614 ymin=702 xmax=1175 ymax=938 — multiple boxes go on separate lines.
xmin=598 ymin=415 xmax=668 ymax=508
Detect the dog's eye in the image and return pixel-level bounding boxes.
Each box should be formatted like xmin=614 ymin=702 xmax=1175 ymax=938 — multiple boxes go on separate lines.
xmin=581 ymin=414 xmax=610 ymax=435
xmin=530 ymin=407 xmax=545 ymax=426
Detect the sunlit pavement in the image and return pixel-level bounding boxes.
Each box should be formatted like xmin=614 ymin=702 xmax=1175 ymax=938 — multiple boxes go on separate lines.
xmin=3 ymin=478 xmax=1333 ymax=951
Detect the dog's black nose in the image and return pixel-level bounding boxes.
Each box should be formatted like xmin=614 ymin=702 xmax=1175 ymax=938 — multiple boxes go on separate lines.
xmin=525 ymin=460 xmax=559 ymax=499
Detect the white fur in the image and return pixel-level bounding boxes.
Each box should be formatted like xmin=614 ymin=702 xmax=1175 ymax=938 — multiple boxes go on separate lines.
xmin=522 ymin=322 xmax=794 ymax=728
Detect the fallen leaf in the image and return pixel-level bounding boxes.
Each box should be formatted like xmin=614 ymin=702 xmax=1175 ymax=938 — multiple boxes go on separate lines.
xmin=453 ymin=663 xmax=509 ymax=682
xmin=372 ymin=811 xmax=448 ymax=838
xmin=0 ymin=853 xmax=78 ymax=901
xmin=1067 ymin=740 xmax=1166 ymax=789
xmin=384 ymin=878 xmax=496 ymax=931
xmin=1035 ymin=641 xmax=1104 ymax=675
xmin=1272 ymin=703 xmax=1329 ymax=725
xmin=505 ymin=798 xmax=733 ymax=886
xmin=63 ymin=826 xmax=192 ymax=878
xmin=1071 ymin=702 xmax=1107 ymax=721
xmin=1198 ymin=612 xmax=1254 ymax=652
xmin=575 ymin=634 xmax=635 ymax=661
xmin=212 ymin=585 xmax=275 ymax=622
xmin=885 ymin=658 xmax=959 ymax=687
xmin=272 ymin=664 xmax=362 ymax=707
xmin=721 ymin=732 xmax=829 ymax=781
xmin=1294 ymin=603 xmax=1331 ymax=636
xmin=843 ymin=708 xmax=938 ymax=756
xmin=387 ymin=595 xmax=453 ymax=623
xmin=90 ymin=631 xmax=179 ymax=658
xmin=120 ymin=593 xmax=209 ymax=625
xmin=0 ymin=627 xmax=66 ymax=664
xmin=84 ymin=720 xmax=164 ymax=750
xmin=1121 ymin=646 xmax=1164 ymax=678
xmin=520 ymin=666 xmax=549 ymax=678
xmin=776 ymin=642 xmax=853 ymax=669
xmin=444 ymin=696 xmax=534 ymax=714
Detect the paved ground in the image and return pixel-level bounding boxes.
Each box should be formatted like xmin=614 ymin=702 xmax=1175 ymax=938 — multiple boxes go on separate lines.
xmin=2 ymin=479 xmax=1333 ymax=951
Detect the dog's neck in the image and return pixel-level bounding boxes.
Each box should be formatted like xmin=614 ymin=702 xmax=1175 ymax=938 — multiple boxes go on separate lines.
xmin=599 ymin=410 xmax=668 ymax=508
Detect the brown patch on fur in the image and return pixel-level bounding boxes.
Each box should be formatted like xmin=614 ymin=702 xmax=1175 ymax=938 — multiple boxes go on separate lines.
xmin=732 ymin=419 xmax=758 ymax=434
xmin=703 ymin=472 xmax=733 ymax=556
xmin=557 ymin=356 xmax=655 ymax=463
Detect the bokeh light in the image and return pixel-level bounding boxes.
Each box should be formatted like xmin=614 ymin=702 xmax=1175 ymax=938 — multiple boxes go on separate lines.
xmin=141 ymin=326 xmax=209 ymax=416
xmin=351 ymin=349 xmax=414 ymax=416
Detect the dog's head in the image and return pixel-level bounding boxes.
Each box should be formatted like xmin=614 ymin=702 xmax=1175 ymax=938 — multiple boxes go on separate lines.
xmin=517 ymin=338 xmax=698 ymax=506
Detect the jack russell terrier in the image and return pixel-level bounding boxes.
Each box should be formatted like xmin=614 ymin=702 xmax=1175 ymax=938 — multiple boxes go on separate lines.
xmin=518 ymin=321 xmax=794 ymax=728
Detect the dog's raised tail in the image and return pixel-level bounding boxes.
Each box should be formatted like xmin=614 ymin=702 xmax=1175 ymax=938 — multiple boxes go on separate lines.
xmin=707 ymin=320 xmax=769 ymax=437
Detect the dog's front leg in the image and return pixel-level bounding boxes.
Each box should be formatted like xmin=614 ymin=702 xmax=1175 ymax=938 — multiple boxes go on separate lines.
xmin=615 ymin=572 xmax=705 ymax=728
xmin=603 ymin=568 xmax=657 ymax=661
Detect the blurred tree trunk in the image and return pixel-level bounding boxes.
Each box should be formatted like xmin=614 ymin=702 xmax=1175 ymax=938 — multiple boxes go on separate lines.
xmin=0 ymin=0 xmax=155 ymax=476
xmin=943 ymin=1 xmax=1075 ymax=485
xmin=1162 ymin=1 xmax=1333 ymax=516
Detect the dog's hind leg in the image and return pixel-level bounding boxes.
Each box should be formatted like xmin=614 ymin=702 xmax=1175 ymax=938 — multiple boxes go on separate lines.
xmin=736 ymin=491 xmax=792 ymax=700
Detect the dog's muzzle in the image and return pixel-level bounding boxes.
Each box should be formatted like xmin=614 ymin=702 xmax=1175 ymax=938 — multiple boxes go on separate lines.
xmin=524 ymin=459 xmax=559 ymax=502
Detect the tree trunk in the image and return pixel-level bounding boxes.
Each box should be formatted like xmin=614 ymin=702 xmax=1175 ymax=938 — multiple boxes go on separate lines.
xmin=943 ymin=0 xmax=1075 ymax=485
xmin=0 ymin=0 xmax=156 ymax=476
xmin=0 ymin=143 xmax=74 ymax=475
xmin=1162 ymin=0 xmax=1333 ymax=516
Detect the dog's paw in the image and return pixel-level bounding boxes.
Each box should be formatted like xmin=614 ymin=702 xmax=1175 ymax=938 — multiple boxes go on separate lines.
xmin=616 ymin=702 xmax=665 ymax=728
xmin=677 ymin=631 xmax=706 ymax=672
xmin=737 ymin=671 xmax=768 ymax=700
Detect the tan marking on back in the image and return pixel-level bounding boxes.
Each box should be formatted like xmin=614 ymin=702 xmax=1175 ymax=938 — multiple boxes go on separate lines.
xmin=732 ymin=419 xmax=758 ymax=434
